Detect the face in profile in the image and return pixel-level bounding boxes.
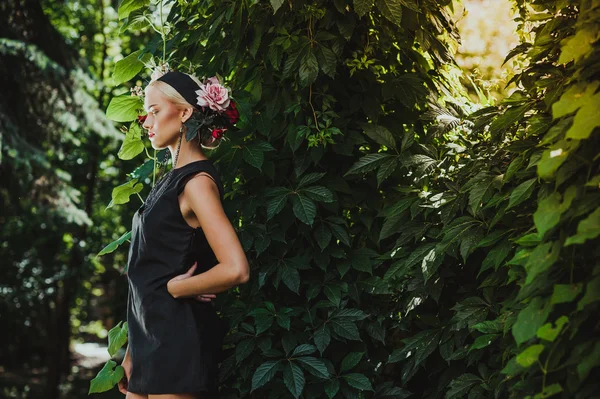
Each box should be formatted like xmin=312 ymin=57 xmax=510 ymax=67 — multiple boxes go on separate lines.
xmin=142 ymin=85 xmax=184 ymax=150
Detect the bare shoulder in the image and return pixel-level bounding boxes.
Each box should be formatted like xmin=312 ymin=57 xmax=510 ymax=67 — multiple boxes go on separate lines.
xmin=182 ymin=172 xmax=219 ymax=197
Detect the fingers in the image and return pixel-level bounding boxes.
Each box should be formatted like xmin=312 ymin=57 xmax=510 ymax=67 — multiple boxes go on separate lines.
xmin=118 ymin=378 xmax=127 ymax=395
xmin=186 ymin=262 xmax=198 ymax=276
xmin=195 ymin=294 xmax=216 ymax=302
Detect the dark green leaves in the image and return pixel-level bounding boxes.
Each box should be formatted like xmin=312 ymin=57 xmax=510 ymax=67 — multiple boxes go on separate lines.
xmin=299 ymin=50 xmax=319 ymax=87
xmin=251 ymin=360 xmax=281 ymax=391
xmin=375 ymin=0 xmax=403 ymax=26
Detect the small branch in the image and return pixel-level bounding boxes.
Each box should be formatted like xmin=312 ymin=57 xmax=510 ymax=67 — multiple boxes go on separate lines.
xmin=309 ymin=84 xmax=319 ymax=131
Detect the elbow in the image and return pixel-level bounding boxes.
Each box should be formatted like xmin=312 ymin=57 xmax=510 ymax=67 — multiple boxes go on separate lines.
xmin=234 ymin=261 xmax=250 ymax=285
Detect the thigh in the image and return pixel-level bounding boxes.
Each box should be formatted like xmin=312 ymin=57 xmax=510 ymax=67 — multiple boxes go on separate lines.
xmin=148 ymin=395 xmax=198 ymax=399
xmin=126 ymin=393 xmax=148 ymax=399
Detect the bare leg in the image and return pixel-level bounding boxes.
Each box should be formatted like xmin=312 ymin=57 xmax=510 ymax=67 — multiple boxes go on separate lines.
xmin=149 ymin=395 xmax=198 ymax=399
xmin=126 ymin=392 xmax=148 ymax=399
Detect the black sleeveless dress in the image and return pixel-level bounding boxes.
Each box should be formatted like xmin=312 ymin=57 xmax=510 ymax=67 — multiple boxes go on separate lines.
xmin=126 ymin=160 xmax=227 ymax=395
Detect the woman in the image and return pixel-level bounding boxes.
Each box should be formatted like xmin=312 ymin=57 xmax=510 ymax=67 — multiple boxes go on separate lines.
xmin=119 ymin=71 xmax=250 ymax=399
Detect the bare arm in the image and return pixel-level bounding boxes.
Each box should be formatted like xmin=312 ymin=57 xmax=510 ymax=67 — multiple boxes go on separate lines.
xmin=167 ymin=174 xmax=249 ymax=298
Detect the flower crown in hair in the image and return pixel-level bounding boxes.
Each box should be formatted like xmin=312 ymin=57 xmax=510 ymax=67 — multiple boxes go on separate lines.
xmin=143 ymin=63 xmax=239 ymax=145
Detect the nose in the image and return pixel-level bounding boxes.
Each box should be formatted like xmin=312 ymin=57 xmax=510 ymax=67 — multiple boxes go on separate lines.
xmin=142 ymin=115 xmax=152 ymax=130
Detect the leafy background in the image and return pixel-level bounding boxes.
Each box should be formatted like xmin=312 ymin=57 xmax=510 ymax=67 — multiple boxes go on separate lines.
xmin=2 ymin=0 xmax=599 ymax=398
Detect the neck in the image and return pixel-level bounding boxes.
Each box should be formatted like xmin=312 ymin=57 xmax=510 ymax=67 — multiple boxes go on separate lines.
xmin=168 ymin=137 xmax=207 ymax=169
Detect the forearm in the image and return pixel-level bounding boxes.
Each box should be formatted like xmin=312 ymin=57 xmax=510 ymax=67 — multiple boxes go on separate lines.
xmin=168 ymin=262 xmax=247 ymax=298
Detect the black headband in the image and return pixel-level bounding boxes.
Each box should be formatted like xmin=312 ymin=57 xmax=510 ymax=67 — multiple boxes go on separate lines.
xmin=156 ymin=71 xmax=200 ymax=109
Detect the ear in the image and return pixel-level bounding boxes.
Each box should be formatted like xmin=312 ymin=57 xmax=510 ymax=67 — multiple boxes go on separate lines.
xmin=181 ymin=106 xmax=194 ymax=123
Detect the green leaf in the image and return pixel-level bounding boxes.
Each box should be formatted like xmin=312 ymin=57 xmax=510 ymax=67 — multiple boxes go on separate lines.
xmin=558 ymin=28 xmax=597 ymax=64
xmin=107 ymin=321 xmax=128 ymax=357
xmin=534 ymin=187 xmax=577 ymax=237
xmin=421 ymin=247 xmax=442 ymax=283
xmin=281 ymin=264 xmax=300 ymax=294
xmin=314 ymin=325 xmax=331 ymax=354
xmin=533 ymin=383 xmax=563 ymax=399
xmin=552 ymin=81 xmax=600 ymax=140
xmin=108 ymin=179 xmax=143 ymax=208
xmin=472 ymin=319 xmax=503 ymax=334
xmin=296 ymin=356 xmax=329 ymax=379
xmin=468 ymin=334 xmax=499 ymax=352
xmin=235 ymin=339 xmax=255 ymax=363
xmin=297 ymin=172 xmax=326 ymax=188
xmin=251 ymin=360 xmax=281 ymax=391
xmin=328 ymin=221 xmax=351 ymax=247
xmin=524 ymin=241 xmax=561 ymax=285
xmin=537 ymin=315 xmax=568 ymax=342
xmin=340 ymin=352 xmax=364 ymax=373
xmin=243 ymin=146 xmax=265 ymax=170
xmin=299 ymin=50 xmax=319 ymax=87
xmin=324 ymin=378 xmax=340 ymax=399
xmin=98 ymin=231 xmax=131 ymax=256
xmin=512 ymin=297 xmax=551 ymax=346
xmin=314 ymin=223 xmax=332 ymax=250
xmin=331 ymin=319 xmax=361 ymax=341
xmin=283 ymin=362 xmax=305 ymax=399
xmin=270 ymin=0 xmax=285 ymax=13
xmin=318 ymin=46 xmax=337 ymax=78
xmin=346 ymin=153 xmax=395 ymax=175
xmin=551 ymin=284 xmax=582 ymax=305
xmin=300 ymin=186 xmax=334 ymax=203
xmin=565 ymin=207 xmax=600 ymax=246
xmin=377 ymin=157 xmax=399 ymax=186
xmin=129 ymin=159 xmax=155 ymax=181
xmin=266 ymin=191 xmax=290 ymax=220
xmin=291 ymin=344 xmax=317 ymax=357
xmin=362 ymin=124 xmax=396 ymax=149
xmin=577 ymin=275 xmax=600 ymax=311
xmin=375 ymin=0 xmax=402 ymax=26
xmin=516 ymin=344 xmax=545 ymax=367
xmin=578 ymin=342 xmax=600 ymax=381
xmin=446 ymin=374 xmax=481 ymax=399
xmin=291 ymin=194 xmax=317 ymax=225
xmin=106 ymin=95 xmax=144 ymax=122
xmin=118 ymin=131 xmax=145 ymax=160
xmin=88 ymin=360 xmax=125 ymax=394
xmin=469 ymin=178 xmax=494 ymax=214
xmin=354 ymin=0 xmax=374 ymax=17
xmin=507 ymin=178 xmax=537 ymax=210
xmin=342 ymin=373 xmax=374 ymax=391
xmin=537 ymin=139 xmax=580 ymax=179
xmin=113 ymin=50 xmax=148 ymax=85
xmin=324 ymin=285 xmax=341 ymax=306
xmin=118 ymin=0 xmax=149 ymax=20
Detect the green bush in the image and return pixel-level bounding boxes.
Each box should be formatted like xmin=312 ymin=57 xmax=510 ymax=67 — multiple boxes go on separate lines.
xmin=97 ymin=0 xmax=600 ymax=397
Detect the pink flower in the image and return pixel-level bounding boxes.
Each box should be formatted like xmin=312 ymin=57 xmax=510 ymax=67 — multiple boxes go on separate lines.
xmin=195 ymin=77 xmax=231 ymax=112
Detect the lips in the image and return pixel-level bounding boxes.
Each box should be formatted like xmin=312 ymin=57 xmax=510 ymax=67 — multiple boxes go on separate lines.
xmin=148 ymin=132 xmax=156 ymax=139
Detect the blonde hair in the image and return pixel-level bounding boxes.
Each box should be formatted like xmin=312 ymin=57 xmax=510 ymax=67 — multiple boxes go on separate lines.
xmin=145 ymin=75 xmax=222 ymax=149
